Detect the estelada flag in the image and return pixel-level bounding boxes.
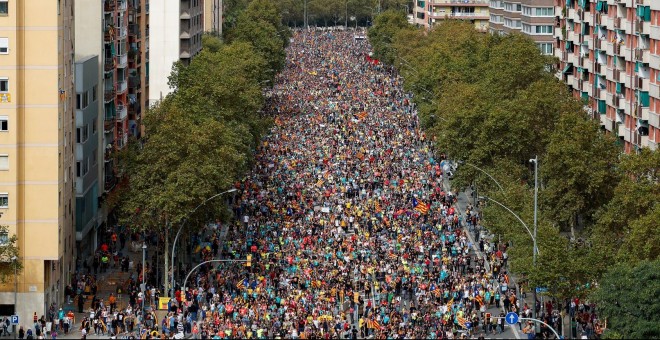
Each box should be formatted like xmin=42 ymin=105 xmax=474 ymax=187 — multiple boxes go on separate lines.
xmin=457 ymin=316 xmax=468 ymax=328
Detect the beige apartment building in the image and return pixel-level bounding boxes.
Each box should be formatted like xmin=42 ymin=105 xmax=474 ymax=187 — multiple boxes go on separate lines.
xmin=0 ymin=0 xmax=76 ymax=323
xmin=489 ymin=0 xmax=556 ymax=55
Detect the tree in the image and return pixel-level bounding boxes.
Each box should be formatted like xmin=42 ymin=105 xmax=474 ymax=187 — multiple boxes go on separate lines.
xmin=591 ymin=259 xmax=660 ymax=339
xmin=589 ymin=148 xmax=660 ymax=275
xmin=229 ymin=12 xmax=287 ymax=79
xmin=0 ymin=225 xmax=22 ymax=284
xmin=541 ymin=112 xmax=620 ymax=233
xmin=368 ymin=9 xmax=411 ymax=65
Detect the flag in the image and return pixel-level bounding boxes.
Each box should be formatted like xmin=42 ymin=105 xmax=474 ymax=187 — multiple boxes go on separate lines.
xmin=446 ymin=298 xmax=454 ymax=309
xmin=236 ymin=281 xmax=245 ymax=290
xmin=357 ymin=111 xmax=368 ymax=120
xmin=367 ymin=319 xmax=381 ymax=330
xmin=457 ymin=316 xmax=468 ymax=328
xmin=374 ymin=201 xmax=382 ymax=213
xmin=316 ymin=179 xmax=324 ymax=187
xmin=475 ymin=295 xmax=484 ymax=306
xmin=415 ymin=201 xmax=429 ymax=214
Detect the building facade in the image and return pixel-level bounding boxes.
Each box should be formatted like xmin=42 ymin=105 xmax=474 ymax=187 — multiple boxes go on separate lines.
xmin=0 ymin=0 xmax=76 ymax=323
xmin=413 ymin=0 xmax=490 ymax=32
xmin=555 ymin=0 xmax=659 ymax=152
xmin=149 ymin=0 xmax=204 ymax=105
xmin=489 ymin=0 xmax=556 ymax=55
xmin=204 ymin=0 xmax=222 ymax=34
xmin=74 ymin=57 xmax=100 ymax=260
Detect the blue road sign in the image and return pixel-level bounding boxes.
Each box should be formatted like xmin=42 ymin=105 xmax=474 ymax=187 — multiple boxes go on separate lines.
xmin=505 ymin=312 xmax=519 ymax=325
xmin=536 ymin=287 xmax=549 ymax=293
xmin=10 ymin=315 xmax=18 ymax=324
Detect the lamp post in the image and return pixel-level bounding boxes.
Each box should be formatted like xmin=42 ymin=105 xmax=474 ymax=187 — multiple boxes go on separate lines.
xmin=456 ymin=161 xmax=504 ymax=192
xmin=529 ymin=156 xmax=539 ymax=325
xmin=142 ymin=243 xmax=147 ymax=311
xmin=170 ymin=188 xmax=237 ymax=297
xmin=181 ymin=259 xmax=247 ymax=294
xmin=11 ymin=256 xmax=18 ymax=334
xmin=480 ymin=195 xmax=540 ymax=325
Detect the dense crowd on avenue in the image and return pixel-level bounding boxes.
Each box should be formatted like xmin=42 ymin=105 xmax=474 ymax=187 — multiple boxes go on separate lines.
xmin=19 ymin=28 xmax=608 ymax=340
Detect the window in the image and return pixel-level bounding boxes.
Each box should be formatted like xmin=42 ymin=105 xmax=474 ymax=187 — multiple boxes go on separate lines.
xmin=92 ymin=118 xmax=97 ymax=134
xmin=92 ymin=150 xmax=97 ymax=166
xmin=0 ymin=154 xmax=6 ymax=171
xmin=92 ymin=85 xmax=97 ymax=102
xmin=0 ymin=0 xmax=7 ymax=16
xmin=82 ymin=125 xmax=88 ymax=142
xmin=0 ymin=193 xmax=7 ymax=208
xmin=536 ymin=25 xmax=553 ymax=34
xmin=0 ymin=78 xmax=7 ymax=92
xmin=0 ymin=38 xmax=7 ymax=54
xmin=76 ymin=94 xmax=81 ymax=110
xmin=522 ymin=23 xmax=532 ymax=33
xmin=535 ymin=7 xmax=553 ymax=16
xmin=0 ymin=116 xmax=7 ymax=131
xmin=0 ymin=231 xmax=7 ymax=245
xmin=538 ymin=43 xmax=553 ymax=55
xmin=76 ymin=161 xmax=81 ymax=177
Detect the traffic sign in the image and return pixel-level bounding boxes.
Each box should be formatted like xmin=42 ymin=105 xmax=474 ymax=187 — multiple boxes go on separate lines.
xmin=505 ymin=312 xmax=519 ymax=325
xmin=10 ymin=315 xmax=18 ymax=325
xmin=536 ymin=287 xmax=548 ymax=293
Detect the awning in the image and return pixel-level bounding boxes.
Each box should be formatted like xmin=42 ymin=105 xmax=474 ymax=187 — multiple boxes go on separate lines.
xmin=581 ymin=92 xmax=589 ymax=101
xmin=596 ymin=1 xmax=603 ymax=12
xmin=562 ymin=63 xmax=573 ymax=74
xmin=598 ymin=100 xmax=607 ymax=114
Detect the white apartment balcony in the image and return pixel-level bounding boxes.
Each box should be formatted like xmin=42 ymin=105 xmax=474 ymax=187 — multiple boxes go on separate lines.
xmin=430 ymin=0 xmax=489 ymax=4
xmin=604 ymin=117 xmax=615 ymax=132
xmin=651 ymin=54 xmax=660 ymax=71
xmin=555 ymin=6 xmax=563 ymax=19
xmin=116 ymin=80 xmax=128 ymax=94
xmin=652 ymin=0 xmax=660 ymax=10
xmin=638 ymin=77 xmax=650 ymax=92
xmin=635 ymin=48 xmax=650 ymax=64
xmin=649 ymin=110 xmax=660 ymax=128
xmin=650 ymin=140 xmax=658 ymax=151
xmin=567 ymin=52 xmax=576 ymax=65
xmin=606 ymin=67 xmax=614 ymax=82
xmin=584 ymin=12 xmax=593 ymax=25
xmin=585 ymin=83 xmax=593 ymax=97
xmin=567 ymin=30 xmax=575 ymax=42
xmin=622 ymin=46 xmax=632 ymax=62
xmin=634 ymin=134 xmax=648 ymax=148
xmin=555 ymin=47 xmax=563 ymax=60
xmin=583 ymin=35 xmax=592 ymax=49
xmin=116 ymin=53 xmax=128 ymax=68
xmin=605 ymin=42 xmax=614 ymax=55
xmin=639 ymin=106 xmax=650 ymax=121
xmin=566 ymin=74 xmax=575 ymax=88
xmin=619 ymin=125 xmax=629 ymax=140
xmin=583 ymin=60 xmax=592 ymax=72
xmin=651 ymin=82 xmax=660 ymax=100
xmin=554 ymin=27 xmax=562 ymax=39
xmin=599 ymin=113 xmax=608 ymax=127
xmin=651 ymin=25 xmax=660 ymax=40
xmin=595 ymin=87 xmax=607 ymax=101
xmin=568 ymin=8 xmax=576 ymax=20
xmin=573 ymin=75 xmax=580 ymax=89
xmin=117 ymin=104 xmax=128 ymax=120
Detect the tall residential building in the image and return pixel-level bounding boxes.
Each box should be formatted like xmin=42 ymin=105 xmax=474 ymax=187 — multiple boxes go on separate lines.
xmin=489 ymin=0 xmax=555 ymax=55
xmin=555 ymin=0 xmax=659 ymax=152
xmin=412 ymin=0 xmax=490 ymax=32
xmin=149 ymin=0 xmax=204 ymax=105
xmin=128 ymin=0 xmax=148 ymax=139
xmin=0 ymin=0 xmax=75 ymax=322
xmin=204 ymin=0 xmax=222 ymax=34
xmin=74 ymin=57 xmax=101 ymax=259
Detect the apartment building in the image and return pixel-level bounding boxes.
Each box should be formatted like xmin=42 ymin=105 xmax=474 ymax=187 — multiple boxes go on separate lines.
xmin=412 ymin=1 xmax=490 ymax=32
xmin=150 ymin=0 xmax=204 ymax=105
xmin=74 ymin=57 xmax=100 ymax=259
xmin=204 ymin=0 xmax=222 ymax=34
xmin=489 ymin=0 xmax=556 ymax=55
xmin=0 ymin=0 xmax=76 ymax=322
xmin=555 ymin=0 xmax=659 ymax=152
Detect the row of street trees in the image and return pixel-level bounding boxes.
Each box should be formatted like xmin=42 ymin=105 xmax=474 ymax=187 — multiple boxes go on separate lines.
xmin=225 ymin=0 xmax=410 ymax=29
xmin=369 ymin=11 xmax=659 ymax=338
xmin=114 ymin=0 xmax=289 ymax=296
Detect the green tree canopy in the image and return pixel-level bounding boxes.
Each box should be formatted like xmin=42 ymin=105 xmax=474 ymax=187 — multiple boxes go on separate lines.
xmin=591 ymin=259 xmax=660 ymax=339
xmin=367 ymin=9 xmax=411 ymax=65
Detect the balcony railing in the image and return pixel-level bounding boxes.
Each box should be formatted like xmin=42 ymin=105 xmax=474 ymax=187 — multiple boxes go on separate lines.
xmin=104 ymin=89 xmax=116 ymax=103
xmin=129 ymin=76 xmax=141 ymax=88
xmin=104 ymin=57 xmax=114 ymax=72
xmin=116 ymin=53 xmax=128 ymax=68
xmin=116 ymin=80 xmax=128 ymax=94
xmin=117 ymin=104 xmax=128 ymax=120
xmin=104 ymin=0 xmax=115 ymax=12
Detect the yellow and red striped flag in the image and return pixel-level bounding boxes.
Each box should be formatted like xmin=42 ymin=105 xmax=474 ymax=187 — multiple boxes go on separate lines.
xmin=415 ymin=201 xmax=429 ymax=214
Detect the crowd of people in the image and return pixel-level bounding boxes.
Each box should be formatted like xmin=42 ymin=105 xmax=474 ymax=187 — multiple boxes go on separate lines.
xmin=160 ymin=28 xmax=517 ymax=339
xmin=13 ymin=27 xmax=607 ymax=340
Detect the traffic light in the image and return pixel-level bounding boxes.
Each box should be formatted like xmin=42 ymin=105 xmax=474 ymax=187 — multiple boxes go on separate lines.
xmin=246 ymin=254 xmax=252 ymax=267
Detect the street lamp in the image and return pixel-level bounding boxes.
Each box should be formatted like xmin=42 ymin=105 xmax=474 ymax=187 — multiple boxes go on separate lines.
xmin=181 ymin=259 xmax=247 ymax=294
xmin=170 ymin=188 xmax=237 ymax=297
xmin=529 ymin=156 xmax=539 ymax=325
xmin=456 ymin=161 xmax=504 ymax=192
xmin=141 ymin=243 xmax=147 ymax=311
xmin=11 ymin=256 xmax=16 ymax=334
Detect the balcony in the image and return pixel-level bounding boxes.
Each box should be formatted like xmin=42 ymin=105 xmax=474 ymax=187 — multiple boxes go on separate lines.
xmin=180 ymin=10 xmax=191 ymax=20
xmin=649 ymin=111 xmax=660 ymax=128
xmin=117 ymin=104 xmax=128 ymax=120
xmin=129 ymin=76 xmax=141 ymax=88
xmin=116 ymin=53 xmax=128 ymax=68
xmin=118 ymin=0 xmax=127 ymax=11
xmin=104 ymin=0 xmax=115 ymax=12
xmin=180 ymin=29 xmax=191 ymax=39
xmin=146 ymin=1 xmax=149 ymax=14
xmin=651 ymin=25 xmax=660 ymax=40
xmin=104 ymin=57 xmax=114 ymax=72
xmin=604 ymin=117 xmax=615 ymax=132
xmin=651 ymin=82 xmax=659 ymax=100
xmin=104 ymin=89 xmax=116 ymax=103
xmin=104 ymin=175 xmax=116 ymax=192
xmin=129 ymin=24 xmax=140 ymax=38
xmin=116 ymin=80 xmax=128 ymax=94
xmin=118 ymin=27 xmax=127 ymax=39
xmin=430 ymin=0 xmax=488 ymax=5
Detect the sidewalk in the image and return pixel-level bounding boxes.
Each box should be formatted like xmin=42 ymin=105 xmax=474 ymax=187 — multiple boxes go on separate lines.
xmin=443 ymin=178 xmax=525 ymax=339
xmin=57 ymin=240 xmax=144 ymax=339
